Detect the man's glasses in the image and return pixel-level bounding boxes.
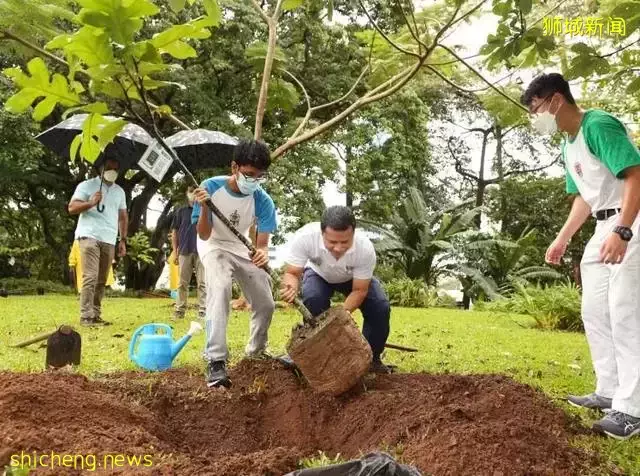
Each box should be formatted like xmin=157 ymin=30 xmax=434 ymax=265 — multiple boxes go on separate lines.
xmin=530 ymin=95 xmax=551 ymax=115
xmin=239 ymin=171 xmax=268 ymax=184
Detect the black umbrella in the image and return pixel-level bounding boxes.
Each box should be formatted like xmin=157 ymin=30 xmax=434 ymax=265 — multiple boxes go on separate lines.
xmin=165 ymin=129 xmax=238 ymax=170
xmin=36 ymin=113 xmax=154 ymax=172
xmin=36 ymin=114 xmax=154 ymax=212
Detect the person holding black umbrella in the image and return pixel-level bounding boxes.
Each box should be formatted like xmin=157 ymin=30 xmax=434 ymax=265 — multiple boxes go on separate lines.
xmin=68 ymin=158 xmax=128 ymax=326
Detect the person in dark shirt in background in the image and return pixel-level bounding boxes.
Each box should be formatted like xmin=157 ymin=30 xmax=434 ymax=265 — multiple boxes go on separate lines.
xmin=171 ymin=185 xmax=206 ymax=319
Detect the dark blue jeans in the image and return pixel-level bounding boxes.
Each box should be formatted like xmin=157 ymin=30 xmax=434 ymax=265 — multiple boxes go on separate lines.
xmin=301 ymin=268 xmax=391 ymax=361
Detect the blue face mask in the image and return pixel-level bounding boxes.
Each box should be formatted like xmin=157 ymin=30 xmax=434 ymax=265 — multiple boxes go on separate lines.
xmin=237 ymin=172 xmax=261 ymax=195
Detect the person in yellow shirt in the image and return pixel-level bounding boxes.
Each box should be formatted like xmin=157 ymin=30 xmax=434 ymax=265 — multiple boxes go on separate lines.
xmin=68 ymin=240 xmax=115 ymax=292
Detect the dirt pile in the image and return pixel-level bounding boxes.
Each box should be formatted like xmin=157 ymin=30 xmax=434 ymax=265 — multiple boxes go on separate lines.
xmin=0 ymin=361 xmax=602 ymax=475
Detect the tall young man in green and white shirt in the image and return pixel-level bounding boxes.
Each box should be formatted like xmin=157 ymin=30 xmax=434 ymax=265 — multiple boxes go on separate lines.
xmin=521 ymin=73 xmax=640 ymax=440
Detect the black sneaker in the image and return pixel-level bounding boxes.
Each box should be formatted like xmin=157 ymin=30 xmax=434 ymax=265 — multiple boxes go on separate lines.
xmin=93 ymin=316 xmax=111 ymax=326
xmin=206 ymin=360 xmax=231 ymax=388
xmin=567 ymin=392 xmax=612 ymax=410
xmin=80 ymin=318 xmax=98 ymax=327
xmin=593 ymin=410 xmax=640 ymax=440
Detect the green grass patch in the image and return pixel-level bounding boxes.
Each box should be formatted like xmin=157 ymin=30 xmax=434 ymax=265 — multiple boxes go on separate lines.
xmin=0 ymin=295 xmax=638 ymax=474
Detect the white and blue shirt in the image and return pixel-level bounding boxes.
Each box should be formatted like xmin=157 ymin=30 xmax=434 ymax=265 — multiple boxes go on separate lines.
xmin=71 ymin=177 xmax=126 ymax=245
xmin=191 ymin=176 xmax=277 ymax=260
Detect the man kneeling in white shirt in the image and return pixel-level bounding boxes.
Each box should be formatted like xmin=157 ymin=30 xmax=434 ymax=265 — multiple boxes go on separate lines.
xmin=280 ymin=206 xmax=393 ymax=373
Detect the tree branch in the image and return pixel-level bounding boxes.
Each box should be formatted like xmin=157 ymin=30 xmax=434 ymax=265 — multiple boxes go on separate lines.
xmin=398 ymin=0 xmax=426 ymax=54
xmin=437 ymin=44 xmax=526 ymax=112
xmin=600 ymin=39 xmax=640 ymax=59
xmin=357 ymin=0 xmax=420 ymax=58
xmin=282 ymin=69 xmax=311 ymax=140
xmin=497 ymin=153 xmax=561 ymax=181
xmin=311 ymin=65 xmax=370 ymax=112
xmin=250 ymin=0 xmax=270 ymax=24
xmin=252 ymin=5 xmax=278 ymax=139
xmin=271 ymin=0 xmax=469 ymax=159
xmin=448 ymin=138 xmax=479 ymax=182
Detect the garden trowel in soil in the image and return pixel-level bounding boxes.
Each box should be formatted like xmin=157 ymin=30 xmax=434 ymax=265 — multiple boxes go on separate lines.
xmin=45 ymin=325 xmax=81 ymax=369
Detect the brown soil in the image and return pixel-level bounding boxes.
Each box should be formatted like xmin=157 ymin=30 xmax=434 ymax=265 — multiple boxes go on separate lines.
xmin=0 ymin=361 xmax=603 ymax=475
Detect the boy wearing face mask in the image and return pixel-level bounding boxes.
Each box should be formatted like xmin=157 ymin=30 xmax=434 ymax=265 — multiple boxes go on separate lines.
xmin=170 ymin=185 xmax=206 ymax=319
xmin=191 ymin=139 xmax=277 ymax=388
xmin=522 ymin=73 xmax=640 ymax=440
xmin=68 ymin=158 xmax=128 ymax=326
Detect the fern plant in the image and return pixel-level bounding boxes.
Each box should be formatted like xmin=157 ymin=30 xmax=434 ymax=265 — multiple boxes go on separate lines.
xmin=457 ymin=228 xmax=562 ymax=300
xmin=363 ymin=187 xmax=481 ymax=286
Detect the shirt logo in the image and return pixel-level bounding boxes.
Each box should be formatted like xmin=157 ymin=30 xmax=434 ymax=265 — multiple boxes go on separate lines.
xmin=229 ymin=210 xmax=240 ymax=227
xmin=574 ymin=162 xmax=583 ymax=177
xmin=345 ymin=265 xmax=354 ymax=273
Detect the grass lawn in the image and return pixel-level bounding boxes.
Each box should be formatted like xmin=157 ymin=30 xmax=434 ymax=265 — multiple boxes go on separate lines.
xmin=0 ymin=294 xmax=638 ymax=474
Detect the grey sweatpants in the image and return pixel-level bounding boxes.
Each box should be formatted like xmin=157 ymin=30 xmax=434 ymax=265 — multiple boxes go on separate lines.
xmin=202 ymin=249 xmax=275 ymax=362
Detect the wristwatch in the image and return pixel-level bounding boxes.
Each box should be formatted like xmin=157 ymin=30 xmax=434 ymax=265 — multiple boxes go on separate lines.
xmin=613 ymin=226 xmax=633 ymax=241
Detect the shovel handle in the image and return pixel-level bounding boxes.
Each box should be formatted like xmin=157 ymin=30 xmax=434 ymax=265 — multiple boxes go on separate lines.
xmin=201 ymin=196 xmax=315 ymax=325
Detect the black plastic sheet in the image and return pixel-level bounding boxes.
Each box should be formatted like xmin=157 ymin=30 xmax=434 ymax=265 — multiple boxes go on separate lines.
xmin=284 ymin=452 xmax=422 ymax=476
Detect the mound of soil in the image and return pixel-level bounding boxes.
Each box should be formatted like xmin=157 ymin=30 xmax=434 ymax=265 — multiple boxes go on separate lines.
xmin=0 ymin=361 xmax=603 ymax=475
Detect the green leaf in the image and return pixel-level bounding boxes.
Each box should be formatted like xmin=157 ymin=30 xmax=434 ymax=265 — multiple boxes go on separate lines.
xmin=282 ymin=0 xmax=304 ymax=10
xmin=47 ymin=27 xmax=113 ymax=67
xmin=431 ymin=240 xmax=453 ymax=250
xmin=77 ymin=0 xmax=158 ymax=46
xmin=62 ymin=102 xmax=110 ymax=119
xmin=267 ymin=78 xmax=299 ymax=112
xmin=611 ymin=2 xmax=640 ymax=35
xmin=203 ymin=0 xmax=221 ymax=25
xmin=162 ymin=40 xmax=197 ymax=59
xmin=3 ymin=57 xmax=81 ymax=121
xmin=98 ymin=119 xmax=127 ymax=150
xmin=70 ymin=135 xmax=82 ymax=162
xmin=517 ymin=0 xmax=532 ymax=15
xmin=245 ymin=42 xmax=287 ymax=71
xmin=151 ymin=20 xmax=212 ymax=58
xmin=169 ymin=0 xmax=186 ymax=12
xmin=571 ymin=42 xmax=596 ymax=55
xmin=627 ymin=76 xmax=640 ymax=94
xmin=79 ymin=113 xmax=106 ymax=163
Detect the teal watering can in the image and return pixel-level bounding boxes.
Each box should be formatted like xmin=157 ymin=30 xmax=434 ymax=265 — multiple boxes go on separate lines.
xmin=129 ymin=321 xmax=203 ymax=371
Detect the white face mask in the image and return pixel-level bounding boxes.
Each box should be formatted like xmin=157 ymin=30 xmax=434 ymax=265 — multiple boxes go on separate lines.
xmin=187 ymin=192 xmax=195 ymax=202
xmin=531 ymin=99 xmax=561 ymax=135
xmin=103 ymin=169 xmax=118 ymax=183
xmin=236 ymin=172 xmax=261 ymax=195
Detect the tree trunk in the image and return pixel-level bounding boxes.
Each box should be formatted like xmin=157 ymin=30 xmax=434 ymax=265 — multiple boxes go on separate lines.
xmin=345 ymin=146 xmax=353 ymax=208
xmin=462 ymin=292 xmax=471 ymax=310
xmin=474 ymin=130 xmax=490 ymax=228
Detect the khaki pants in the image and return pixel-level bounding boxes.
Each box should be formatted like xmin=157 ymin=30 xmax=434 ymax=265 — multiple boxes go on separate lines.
xmin=177 ymin=253 xmax=206 ymax=315
xmin=79 ymin=238 xmax=115 ymax=321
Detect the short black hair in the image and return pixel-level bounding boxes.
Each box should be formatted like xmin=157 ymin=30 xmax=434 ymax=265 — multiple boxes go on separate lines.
xmin=103 ymin=158 xmax=120 ymax=169
xmin=321 ymin=206 xmax=356 ymax=232
xmin=233 ymin=139 xmax=271 ymax=171
xmin=521 ymin=73 xmax=576 ymax=107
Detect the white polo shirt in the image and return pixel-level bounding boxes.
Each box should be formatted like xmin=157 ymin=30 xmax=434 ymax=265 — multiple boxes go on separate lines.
xmin=285 ymin=222 xmax=376 ymax=284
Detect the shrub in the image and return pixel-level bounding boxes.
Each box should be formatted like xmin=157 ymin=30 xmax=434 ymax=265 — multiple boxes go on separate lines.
xmin=383 ymin=278 xmax=439 ymax=308
xmin=0 ymin=278 xmax=75 ymax=296
xmin=476 ymin=282 xmax=582 ymax=331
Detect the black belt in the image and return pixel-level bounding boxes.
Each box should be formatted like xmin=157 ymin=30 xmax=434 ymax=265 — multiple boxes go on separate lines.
xmin=595 ymin=208 xmax=620 ymax=220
